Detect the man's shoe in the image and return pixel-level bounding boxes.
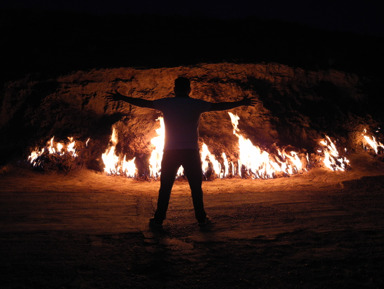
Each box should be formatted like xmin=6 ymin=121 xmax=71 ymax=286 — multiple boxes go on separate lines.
xmin=149 ymin=218 xmax=163 ymax=229
xmin=198 ymin=217 xmax=212 ymax=227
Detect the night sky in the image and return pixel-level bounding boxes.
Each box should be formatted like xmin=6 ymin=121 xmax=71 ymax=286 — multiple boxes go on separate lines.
xmin=1 ymin=0 xmax=383 ymax=36
xmin=1 ymin=0 xmax=383 ymax=82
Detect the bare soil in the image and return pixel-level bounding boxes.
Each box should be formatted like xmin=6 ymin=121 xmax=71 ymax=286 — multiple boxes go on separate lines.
xmin=1 ymin=154 xmax=384 ymax=289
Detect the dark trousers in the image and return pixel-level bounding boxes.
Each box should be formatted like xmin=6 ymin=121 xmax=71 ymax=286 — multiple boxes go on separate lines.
xmin=154 ymin=149 xmax=207 ymax=223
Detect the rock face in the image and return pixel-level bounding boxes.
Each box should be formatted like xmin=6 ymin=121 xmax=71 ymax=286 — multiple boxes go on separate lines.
xmin=0 ymin=62 xmax=376 ymax=169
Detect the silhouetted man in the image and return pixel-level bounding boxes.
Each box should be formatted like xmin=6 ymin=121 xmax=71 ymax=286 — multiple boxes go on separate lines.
xmin=107 ymin=77 xmax=255 ymax=228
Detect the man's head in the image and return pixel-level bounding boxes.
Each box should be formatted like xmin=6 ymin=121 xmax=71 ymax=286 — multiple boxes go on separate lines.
xmin=174 ymin=77 xmax=191 ymax=97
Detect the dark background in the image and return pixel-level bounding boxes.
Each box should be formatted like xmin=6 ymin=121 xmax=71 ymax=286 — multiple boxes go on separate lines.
xmin=1 ymin=0 xmax=383 ymax=36
xmin=0 ymin=1 xmax=383 ymax=83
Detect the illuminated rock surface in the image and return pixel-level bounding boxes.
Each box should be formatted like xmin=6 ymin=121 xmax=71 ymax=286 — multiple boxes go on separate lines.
xmin=1 ymin=62 xmax=378 ymax=171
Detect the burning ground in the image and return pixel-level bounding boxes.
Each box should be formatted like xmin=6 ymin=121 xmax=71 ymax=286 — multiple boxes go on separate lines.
xmin=1 ymin=62 xmax=384 ymax=288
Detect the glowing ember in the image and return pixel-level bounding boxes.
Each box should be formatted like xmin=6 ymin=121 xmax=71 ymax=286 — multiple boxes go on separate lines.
xmin=362 ymin=129 xmax=384 ymax=154
xmin=317 ymin=136 xmax=350 ymax=171
xmin=28 ymin=136 xmax=79 ymax=167
xmin=101 ymin=126 xmax=137 ymax=177
xmin=228 ymin=112 xmax=307 ymax=178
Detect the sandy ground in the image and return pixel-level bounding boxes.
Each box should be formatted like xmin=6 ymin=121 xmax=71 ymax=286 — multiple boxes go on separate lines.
xmin=1 ymin=154 xmax=384 ymax=289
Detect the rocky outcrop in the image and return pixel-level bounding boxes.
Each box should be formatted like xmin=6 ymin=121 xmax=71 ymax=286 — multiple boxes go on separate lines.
xmin=0 ymin=62 xmax=375 ymax=168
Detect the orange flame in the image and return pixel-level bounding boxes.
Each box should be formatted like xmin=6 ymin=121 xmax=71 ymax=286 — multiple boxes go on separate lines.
xmin=101 ymin=126 xmax=137 ymax=177
xmin=148 ymin=117 xmax=186 ymax=178
xmin=201 ymin=143 xmax=226 ymax=178
xmin=28 ymin=114 xmax=356 ymax=178
xmin=318 ymin=136 xmax=349 ymax=171
xmin=148 ymin=117 xmax=226 ymax=179
xmin=362 ymin=129 xmax=384 ymax=154
xmin=149 ymin=117 xmax=165 ymax=178
xmin=28 ymin=136 xmax=79 ymax=167
xmin=228 ymin=112 xmax=307 ymax=178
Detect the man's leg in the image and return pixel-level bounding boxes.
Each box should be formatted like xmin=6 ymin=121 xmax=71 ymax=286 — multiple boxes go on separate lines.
xmin=153 ymin=150 xmax=180 ymax=223
xmin=182 ymin=150 xmax=207 ymax=223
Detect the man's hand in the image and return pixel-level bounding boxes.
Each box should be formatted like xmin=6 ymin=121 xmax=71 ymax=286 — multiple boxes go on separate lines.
xmin=105 ymin=90 xmax=126 ymax=102
xmin=241 ymin=95 xmax=257 ymax=106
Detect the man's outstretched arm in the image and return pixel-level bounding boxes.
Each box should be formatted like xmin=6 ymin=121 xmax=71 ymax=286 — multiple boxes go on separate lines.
xmin=209 ymin=95 xmax=257 ymax=111
xmin=105 ymin=90 xmax=154 ymax=109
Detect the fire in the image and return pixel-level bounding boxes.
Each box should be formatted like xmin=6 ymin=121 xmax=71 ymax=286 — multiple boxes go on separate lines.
xmin=317 ymin=136 xmax=350 ymax=171
xmin=101 ymin=126 xmax=137 ymax=177
xmin=362 ymin=129 xmax=384 ymax=154
xmin=222 ymin=152 xmax=230 ymax=177
xmin=228 ymin=112 xmax=307 ymax=178
xmin=27 ymin=114 xmax=364 ymax=178
xmin=121 ymin=156 xmax=137 ymax=178
xmin=201 ymin=143 xmax=226 ymax=178
xmin=146 ymin=116 xmax=230 ymax=179
xmin=101 ymin=113 xmax=313 ymax=179
xmin=28 ymin=136 xmax=79 ymax=167
xmin=148 ymin=117 xmax=185 ymax=178
xmin=67 ymin=137 xmax=77 ymax=157
xmin=102 ymin=117 xmax=185 ymax=179
xmin=149 ymin=117 xmax=165 ymax=178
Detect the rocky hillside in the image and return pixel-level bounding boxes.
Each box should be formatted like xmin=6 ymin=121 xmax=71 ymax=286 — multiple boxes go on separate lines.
xmin=1 ymin=62 xmax=381 ymax=169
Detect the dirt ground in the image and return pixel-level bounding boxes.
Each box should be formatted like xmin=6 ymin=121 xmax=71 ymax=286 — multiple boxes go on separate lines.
xmin=1 ymin=154 xmax=384 ymax=289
